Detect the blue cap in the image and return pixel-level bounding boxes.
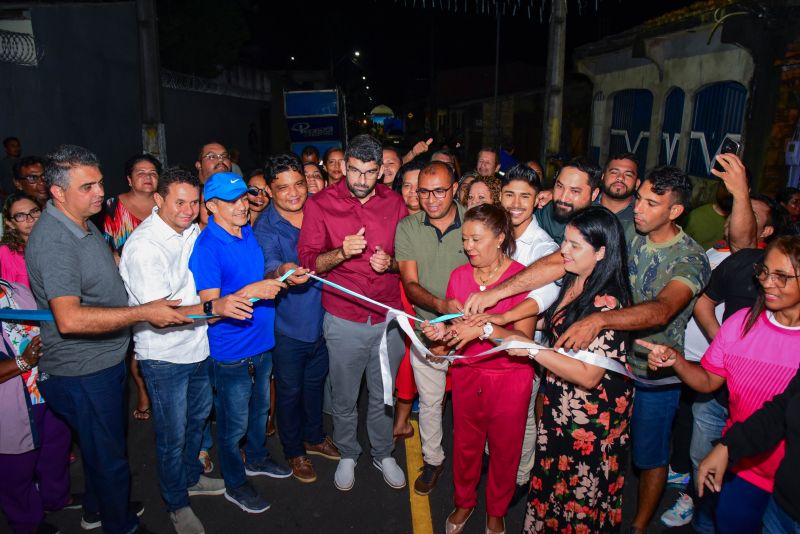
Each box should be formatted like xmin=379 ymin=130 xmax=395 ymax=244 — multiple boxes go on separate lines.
xmin=204 ymin=172 xmax=247 ymax=201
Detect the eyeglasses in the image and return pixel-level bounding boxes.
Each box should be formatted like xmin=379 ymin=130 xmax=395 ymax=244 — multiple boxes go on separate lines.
xmin=247 ymin=186 xmax=267 ymax=197
xmin=346 ymin=166 xmax=380 ymax=180
xmin=753 ymin=263 xmax=800 ymax=288
xmin=11 ymin=208 xmax=41 ymax=223
xmin=202 ymin=152 xmax=231 ymax=162
xmin=417 ymin=187 xmax=450 ymax=199
xmin=21 ymin=173 xmax=45 ymax=184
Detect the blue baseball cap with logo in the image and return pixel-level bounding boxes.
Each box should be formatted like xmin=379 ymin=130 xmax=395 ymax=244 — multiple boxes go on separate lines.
xmin=204 ymin=172 xmax=247 ymax=201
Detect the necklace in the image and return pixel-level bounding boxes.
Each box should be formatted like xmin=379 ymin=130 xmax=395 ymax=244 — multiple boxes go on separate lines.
xmin=477 ymin=256 xmax=504 ymax=291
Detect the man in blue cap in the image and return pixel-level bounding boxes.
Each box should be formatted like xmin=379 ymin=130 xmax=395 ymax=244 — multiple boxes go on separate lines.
xmin=188 ymin=171 xmax=290 ymax=514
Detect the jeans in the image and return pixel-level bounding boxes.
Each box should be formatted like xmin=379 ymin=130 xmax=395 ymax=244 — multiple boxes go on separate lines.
xmin=690 ymin=395 xmax=729 ymax=534
xmin=38 ymin=361 xmax=138 ymax=534
xmin=139 ymin=358 xmax=211 ymax=512
xmin=272 ymin=332 xmax=329 ymax=458
xmin=716 ymin=474 xmax=771 ymax=534
xmin=763 ymin=496 xmax=800 ymax=534
xmin=631 ymin=383 xmax=681 ymax=469
xmin=211 ymin=352 xmax=272 ymax=489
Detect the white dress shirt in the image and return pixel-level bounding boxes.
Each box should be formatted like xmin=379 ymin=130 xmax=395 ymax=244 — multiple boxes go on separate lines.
xmin=513 ymin=216 xmax=561 ymax=313
xmin=119 ymin=208 xmax=208 ymax=363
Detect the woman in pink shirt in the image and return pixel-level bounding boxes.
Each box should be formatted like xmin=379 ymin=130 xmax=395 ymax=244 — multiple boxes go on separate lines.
xmin=0 ymin=193 xmax=41 ymax=288
xmin=423 ymin=204 xmax=536 ymax=534
xmin=641 ymin=235 xmax=800 ymax=533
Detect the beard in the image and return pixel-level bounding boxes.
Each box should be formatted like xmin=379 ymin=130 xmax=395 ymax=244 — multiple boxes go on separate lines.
xmin=553 ymin=201 xmax=574 ymax=223
xmin=602 ymin=181 xmax=635 ymax=200
xmin=347 ymin=180 xmax=377 ymax=199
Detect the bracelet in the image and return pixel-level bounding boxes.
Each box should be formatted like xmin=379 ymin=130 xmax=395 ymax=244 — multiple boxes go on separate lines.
xmin=16 ymin=355 xmax=31 ymax=372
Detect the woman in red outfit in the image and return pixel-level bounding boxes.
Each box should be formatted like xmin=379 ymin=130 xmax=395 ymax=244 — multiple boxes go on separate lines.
xmin=423 ymin=204 xmax=536 ymax=534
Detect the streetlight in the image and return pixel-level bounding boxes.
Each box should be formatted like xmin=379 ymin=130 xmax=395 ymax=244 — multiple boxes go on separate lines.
xmin=362 ymin=76 xmax=366 ymax=80
xmin=354 ymin=50 xmax=361 ymax=57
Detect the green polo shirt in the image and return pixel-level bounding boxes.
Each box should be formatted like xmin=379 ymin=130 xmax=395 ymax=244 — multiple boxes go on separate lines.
xmin=394 ymin=204 xmax=468 ymax=321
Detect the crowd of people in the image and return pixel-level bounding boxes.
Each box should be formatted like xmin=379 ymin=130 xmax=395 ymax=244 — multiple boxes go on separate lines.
xmin=0 ymin=132 xmax=799 ymax=534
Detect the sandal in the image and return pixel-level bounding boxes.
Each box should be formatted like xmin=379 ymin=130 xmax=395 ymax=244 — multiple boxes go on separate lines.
xmin=198 ymin=450 xmax=214 ymax=474
xmin=132 ymin=407 xmax=151 ymax=421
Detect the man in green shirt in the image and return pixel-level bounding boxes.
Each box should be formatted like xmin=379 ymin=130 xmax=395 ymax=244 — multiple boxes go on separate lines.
xmin=556 ymin=166 xmax=710 ymax=534
xmin=395 ymin=161 xmax=467 ymax=496
xmin=534 ymin=158 xmax=601 ymax=243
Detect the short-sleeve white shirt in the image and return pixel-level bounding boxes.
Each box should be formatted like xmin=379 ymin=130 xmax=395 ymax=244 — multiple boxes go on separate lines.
xmin=513 ymin=217 xmax=560 ymax=313
xmin=119 ymin=209 xmax=208 ymax=363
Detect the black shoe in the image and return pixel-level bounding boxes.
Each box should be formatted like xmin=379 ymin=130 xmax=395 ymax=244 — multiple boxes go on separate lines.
xmin=81 ymin=502 xmax=144 ymax=531
xmin=62 ymin=493 xmax=84 ymax=510
xmin=413 ymin=462 xmax=445 ymax=496
xmin=509 ymin=483 xmax=529 ymax=507
xmin=36 ymin=522 xmax=60 ymax=534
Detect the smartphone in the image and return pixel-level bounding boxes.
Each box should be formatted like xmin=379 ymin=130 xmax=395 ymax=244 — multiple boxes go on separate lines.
xmin=712 ymin=136 xmax=742 ymax=174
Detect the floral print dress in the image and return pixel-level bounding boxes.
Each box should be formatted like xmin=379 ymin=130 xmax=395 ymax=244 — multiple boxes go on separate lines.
xmin=523 ymin=294 xmax=634 ymax=534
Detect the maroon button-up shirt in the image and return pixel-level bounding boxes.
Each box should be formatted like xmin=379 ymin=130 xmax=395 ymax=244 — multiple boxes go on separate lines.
xmin=297 ymin=179 xmax=409 ymax=323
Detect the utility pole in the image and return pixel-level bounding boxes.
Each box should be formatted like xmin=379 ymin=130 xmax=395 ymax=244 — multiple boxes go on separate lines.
xmin=493 ymin=3 xmax=501 ymax=149
xmin=541 ymin=0 xmax=566 ymax=182
xmin=136 ymin=0 xmax=167 ymax=164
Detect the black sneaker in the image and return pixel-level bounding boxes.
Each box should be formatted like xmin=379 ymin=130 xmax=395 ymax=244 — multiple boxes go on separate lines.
xmin=224 ymin=482 xmax=271 ymax=514
xmin=80 ymin=501 xmax=144 ymax=531
xmin=62 ymin=493 xmax=84 ymax=511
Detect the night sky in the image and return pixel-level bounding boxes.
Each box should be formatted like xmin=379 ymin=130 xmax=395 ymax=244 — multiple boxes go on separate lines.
xmin=234 ymin=0 xmax=696 ymax=109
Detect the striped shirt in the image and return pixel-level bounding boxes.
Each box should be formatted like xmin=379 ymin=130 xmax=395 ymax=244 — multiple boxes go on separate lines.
xmin=701 ymin=308 xmax=800 ymax=491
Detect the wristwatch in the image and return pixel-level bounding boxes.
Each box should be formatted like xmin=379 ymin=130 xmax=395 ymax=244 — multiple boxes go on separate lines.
xmin=203 ymin=300 xmax=214 ymax=316
xmin=479 ymin=322 xmax=494 ymax=340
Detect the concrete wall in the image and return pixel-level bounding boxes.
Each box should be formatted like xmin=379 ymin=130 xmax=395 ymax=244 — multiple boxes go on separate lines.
xmin=161 ymin=88 xmax=268 ymax=173
xmin=0 ymin=3 xmax=142 ymax=194
xmin=577 ymin=26 xmax=755 ymax=186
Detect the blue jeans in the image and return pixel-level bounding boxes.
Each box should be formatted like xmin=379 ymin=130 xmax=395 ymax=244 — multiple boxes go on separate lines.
xmin=38 ymin=361 xmax=137 ymax=534
xmin=211 ymin=352 xmax=272 ymax=489
xmin=631 ymin=383 xmax=681 ymax=469
xmin=716 ymin=474 xmax=771 ymax=534
xmin=272 ymin=332 xmax=329 ymax=458
xmin=763 ymin=496 xmax=800 ymax=534
xmin=139 ymin=358 xmax=211 ymax=512
xmin=690 ymin=395 xmax=729 ymax=534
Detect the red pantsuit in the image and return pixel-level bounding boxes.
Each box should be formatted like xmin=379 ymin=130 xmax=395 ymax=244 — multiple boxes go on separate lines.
xmin=451 ymin=365 xmax=534 ymax=516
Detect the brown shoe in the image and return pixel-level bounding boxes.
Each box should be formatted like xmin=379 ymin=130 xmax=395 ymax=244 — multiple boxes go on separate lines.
xmin=414 ymin=462 xmax=445 ymax=496
xmin=304 ymin=436 xmax=341 ymax=460
xmin=288 ymin=456 xmax=317 ymax=483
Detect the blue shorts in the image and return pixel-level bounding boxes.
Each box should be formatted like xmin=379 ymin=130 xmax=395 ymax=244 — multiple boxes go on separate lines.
xmin=631 ymin=383 xmax=681 ymax=469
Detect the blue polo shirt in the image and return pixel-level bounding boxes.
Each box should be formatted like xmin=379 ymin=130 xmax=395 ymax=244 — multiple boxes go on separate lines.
xmin=252 ymin=204 xmax=323 ymax=343
xmin=189 ymin=216 xmax=275 ymax=361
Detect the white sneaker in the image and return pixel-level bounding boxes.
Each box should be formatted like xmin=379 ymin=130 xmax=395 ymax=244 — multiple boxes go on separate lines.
xmin=660 ymin=493 xmax=694 ymax=527
xmin=334 ymin=458 xmax=356 ymax=491
xmin=372 ymin=457 xmax=406 ymax=489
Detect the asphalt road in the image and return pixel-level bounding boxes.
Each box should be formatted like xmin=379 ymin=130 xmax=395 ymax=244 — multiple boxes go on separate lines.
xmin=11 ymin=382 xmax=695 ymax=534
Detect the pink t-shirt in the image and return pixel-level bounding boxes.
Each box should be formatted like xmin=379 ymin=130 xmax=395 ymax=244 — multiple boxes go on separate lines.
xmin=0 ymin=245 xmax=29 ymax=288
xmin=446 ymin=260 xmax=534 ymax=372
xmin=701 ymin=308 xmax=800 ymax=491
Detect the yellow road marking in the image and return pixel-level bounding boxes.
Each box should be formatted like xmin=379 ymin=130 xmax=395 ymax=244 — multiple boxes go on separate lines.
xmin=404 ymin=419 xmax=433 ymax=534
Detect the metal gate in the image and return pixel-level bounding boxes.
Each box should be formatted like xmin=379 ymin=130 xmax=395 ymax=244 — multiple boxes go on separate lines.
xmin=609 ymin=89 xmax=653 ymax=171
xmin=659 ymin=88 xmax=685 ymax=166
xmin=686 ymin=81 xmax=747 ymax=176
